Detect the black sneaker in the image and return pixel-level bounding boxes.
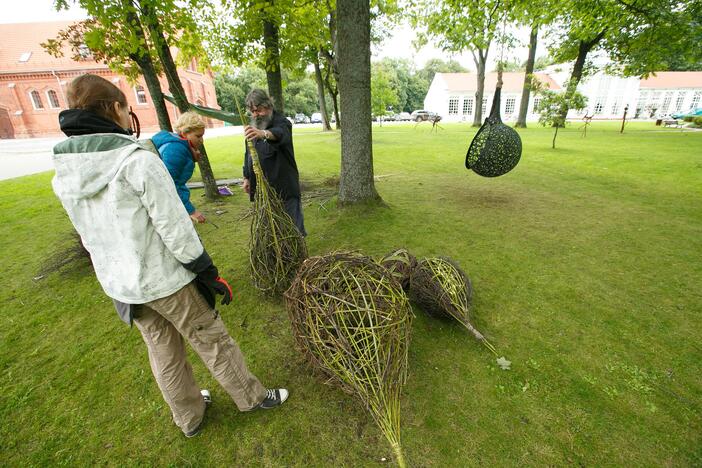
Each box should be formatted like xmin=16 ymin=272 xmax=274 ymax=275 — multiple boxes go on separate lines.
xmin=257 ymin=388 xmax=289 ymax=409
xmin=185 ymin=390 xmax=212 ymax=438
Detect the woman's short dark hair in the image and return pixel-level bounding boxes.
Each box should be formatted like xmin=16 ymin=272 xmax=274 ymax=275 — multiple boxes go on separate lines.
xmin=245 ymin=89 xmax=275 ymax=110
xmin=67 ymin=74 xmax=128 ymax=123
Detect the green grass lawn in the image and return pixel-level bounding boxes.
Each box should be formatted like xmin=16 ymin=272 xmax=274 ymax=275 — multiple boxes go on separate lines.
xmin=1 ymin=122 xmax=700 ymax=466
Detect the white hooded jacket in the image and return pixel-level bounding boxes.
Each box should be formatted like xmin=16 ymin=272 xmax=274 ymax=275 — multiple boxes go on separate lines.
xmin=52 ymin=133 xmax=202 ymax=304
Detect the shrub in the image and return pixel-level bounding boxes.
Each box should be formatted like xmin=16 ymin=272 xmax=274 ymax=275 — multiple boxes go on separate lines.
xmin=683 ymin=115 xmax=695 ymax=122
xmin=694 ymin=116 xmax=702 ymax=127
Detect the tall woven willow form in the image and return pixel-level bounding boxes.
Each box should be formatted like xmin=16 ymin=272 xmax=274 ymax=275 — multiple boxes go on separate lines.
xmin=236 ymin=101 xmax=307 ymax=294
xmin=284 ymin=252 xmax=412 ymax=467
xmin=410 ymin=257 xmax=498 ymax=356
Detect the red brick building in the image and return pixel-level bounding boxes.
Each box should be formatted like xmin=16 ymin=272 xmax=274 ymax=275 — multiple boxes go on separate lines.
xmin=0 ymin=21 xmax=222 ymax=139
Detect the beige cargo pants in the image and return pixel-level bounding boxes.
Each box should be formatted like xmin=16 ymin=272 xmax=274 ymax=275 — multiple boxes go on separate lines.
xmin=133 ymin=282 xmax=267 ymax=435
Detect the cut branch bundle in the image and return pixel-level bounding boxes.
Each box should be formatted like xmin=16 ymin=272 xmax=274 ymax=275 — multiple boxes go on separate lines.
xmin=410 ymin=256 xmax=497 ymax=356
xmin=285 ymin=252 xmax=412 ymax=468
xmin=236 ymin=101 xmax=307 ymax=294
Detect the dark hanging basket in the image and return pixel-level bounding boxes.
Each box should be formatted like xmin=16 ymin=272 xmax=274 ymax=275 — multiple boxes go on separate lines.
xmin=465 ymin=82 xmax=522 ymax=177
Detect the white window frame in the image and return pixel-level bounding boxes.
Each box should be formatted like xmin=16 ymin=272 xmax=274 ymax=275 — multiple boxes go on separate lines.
xmin=134 ymin=85 xmax=148 ymax=105
xmin=611 ymin=98 xmax=621 ymax=116
xmin=594 ymin=98 xmax=605 ymax=115
xmin=504 ymin=97 xmax=516 ymax=115
xmin=463 ymin=97 xmax=473 ymax=115
xmin=29 ymin=90 xmax=44 ymax=110
xmin=690 ymin=91 xmax=701 ymax=109
xmin=481 ymin=98 xmax=487 ymax=115
xmin=46 ymin=89 xmax=60 ymax=109
xmin=532 ymin=97 xmax=541 ymax=113
xmin=674 ymin=92 xmax=686 ymax=112
xmin=448 ymin=96 xmax=459 ymax=115
xmin=661 ymin=91 xmax=673 ymax=113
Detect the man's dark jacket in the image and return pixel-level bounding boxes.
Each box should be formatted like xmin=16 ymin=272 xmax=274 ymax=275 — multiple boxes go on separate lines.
xmin=243 ymin=111 xmax=300 ymax=201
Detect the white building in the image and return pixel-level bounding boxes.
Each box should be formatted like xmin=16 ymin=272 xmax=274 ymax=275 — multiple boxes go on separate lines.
xmin=635 ymin=72 xmax=702 ymax=119
xmin=424 ymin=69 xmax=702 ymax=122
xmin=423 ymin=72 xmax=560 ymax=123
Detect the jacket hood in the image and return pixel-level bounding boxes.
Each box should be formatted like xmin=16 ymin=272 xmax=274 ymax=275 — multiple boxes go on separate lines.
xmin=151 ymin=130 xmax=190 ymax=152
xmin=52 ymin=134 xmax=146 ymax=200
xmin=59 ymin=108 xmax=132 ymax=137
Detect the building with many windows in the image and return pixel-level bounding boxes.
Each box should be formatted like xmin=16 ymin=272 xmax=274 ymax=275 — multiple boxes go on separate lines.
xmin=424 ymin=68 xmax=702 ymax=123
xmin=423 ymin=72 xmax=561 ymax=123
xmin=0 ymin=21 xmax=221 ymax=139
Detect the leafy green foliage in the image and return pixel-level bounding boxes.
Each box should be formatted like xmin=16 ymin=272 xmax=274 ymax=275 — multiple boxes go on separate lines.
xmin=536 ymin=88 xmax=587 ymax=147
xmin=371 ymin=62 xmax=400 ymax=117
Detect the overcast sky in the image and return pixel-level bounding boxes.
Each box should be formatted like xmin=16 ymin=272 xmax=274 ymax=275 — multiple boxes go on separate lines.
xmin=2 ymin=0 xmax=546 ymax=73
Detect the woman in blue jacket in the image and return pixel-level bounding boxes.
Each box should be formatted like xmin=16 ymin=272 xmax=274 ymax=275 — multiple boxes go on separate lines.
xmin=153 ymin=112 xmax=207 ymax=223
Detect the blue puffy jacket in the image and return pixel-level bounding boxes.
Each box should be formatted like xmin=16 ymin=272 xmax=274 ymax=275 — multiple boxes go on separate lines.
xmin=152 ymin=131 xmax=196 ymax=214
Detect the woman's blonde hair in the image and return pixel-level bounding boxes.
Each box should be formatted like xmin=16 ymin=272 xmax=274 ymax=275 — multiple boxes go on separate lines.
xmin=174 ymin=112 xmax=206 ymax=134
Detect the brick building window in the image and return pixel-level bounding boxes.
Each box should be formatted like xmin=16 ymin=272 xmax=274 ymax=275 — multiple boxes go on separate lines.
xmin=30 ymin=90 xmax=44 ymax=109
xmin=463 ymin=97 xmax=473 ymax=115
xmin=134 ymin=85 xmax=148 ymax=104
xmin=47 ymin=90 xmax=60 ymax=109
xmin=448 ymin=97 xmax=459 ymax=115
xmin=505 ymin=97 xmax=516 ymax=114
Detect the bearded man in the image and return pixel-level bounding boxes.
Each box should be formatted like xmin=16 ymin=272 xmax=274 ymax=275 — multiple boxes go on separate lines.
xmin=242 ymin=89 xmax=306 ymax=236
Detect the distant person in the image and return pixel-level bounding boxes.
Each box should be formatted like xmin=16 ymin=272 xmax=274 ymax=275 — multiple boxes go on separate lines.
xmin=242 ymin=89 xmax=306 ymax=236
xmin=152 ymin=112 xmax=207 ymax=223
xmin=51 ymin=74 xmax=288 ymax=438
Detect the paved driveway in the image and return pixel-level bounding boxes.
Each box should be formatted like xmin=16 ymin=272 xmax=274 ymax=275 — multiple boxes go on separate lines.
xmin=0 ymin=125 xmax=246 ymax=181
xmin=0 ymin=137 xmax=59 ymax=181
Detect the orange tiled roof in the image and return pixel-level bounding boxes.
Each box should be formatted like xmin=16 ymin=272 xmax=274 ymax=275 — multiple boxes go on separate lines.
xmin=436 ymin=72 xmax=560 ymax=93
xmin=0 ymin=21 xmax=107 ymax=73
xmin=639 ymin=71 xmax=702 ymax=89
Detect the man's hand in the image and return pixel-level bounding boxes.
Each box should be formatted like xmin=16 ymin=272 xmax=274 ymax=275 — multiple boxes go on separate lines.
xmin=190 ymin=211 xmax=206 ymax=223
xmin=244 ymin=125 xmax=265 ymax=141
xmin=242 ymin=178 xmax=250 ymax=194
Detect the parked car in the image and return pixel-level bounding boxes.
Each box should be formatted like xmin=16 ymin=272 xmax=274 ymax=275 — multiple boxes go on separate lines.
xmin=294 ymin=113 xmax=310 ymax=124
xmin=396 ymin=112 xmax=412 ymax=121
xmin=310 ymin=112 xmax=323 ymax=123
xmin=411 ymin=110 xmax=439 ymax=122
xmin=671 ymin=107 xmax=702 ymax=119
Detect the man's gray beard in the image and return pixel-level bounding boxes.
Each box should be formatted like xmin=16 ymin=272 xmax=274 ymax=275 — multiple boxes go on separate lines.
xmin=250 ymin=114 xmax=272 ymax=130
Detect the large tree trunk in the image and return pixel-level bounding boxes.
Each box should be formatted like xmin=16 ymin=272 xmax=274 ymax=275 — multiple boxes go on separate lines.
xmin=125 ymin=7 xmax=171 ymax=131
xmin=557 ymin=31 xmax=606 ymax=124
xmin=472 ymin=48 xmax=488 ymax=127
xmin=337 ymin=0 xmax=379 ymax=204
xmin=263 ymin=18 xmax=285 ymax=114
xmin=140 ymin=1 xmax=219 ymax=200
xmin=314 ymin=55 xmax=332 ymax=131
xmin=516 ymin=26 xmax=538 ymax=128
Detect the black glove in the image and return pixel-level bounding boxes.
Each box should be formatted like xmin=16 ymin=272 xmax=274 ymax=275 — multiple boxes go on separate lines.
xmin=183 ymin=250 xmax=233 ymax=306
xmin=197 ymin=265 xmax=233 ymax=305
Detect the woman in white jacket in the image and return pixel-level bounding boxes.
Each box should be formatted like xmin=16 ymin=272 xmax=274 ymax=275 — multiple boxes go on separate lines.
xmin=52 ymin=74 xmax=287 ymax=438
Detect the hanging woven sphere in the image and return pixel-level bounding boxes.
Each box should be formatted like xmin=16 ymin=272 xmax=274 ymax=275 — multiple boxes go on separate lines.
xmin=466 ymin=86 xmax=522 ymax=177
xmin=466 ymin=119 xmax=522 ymax=177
